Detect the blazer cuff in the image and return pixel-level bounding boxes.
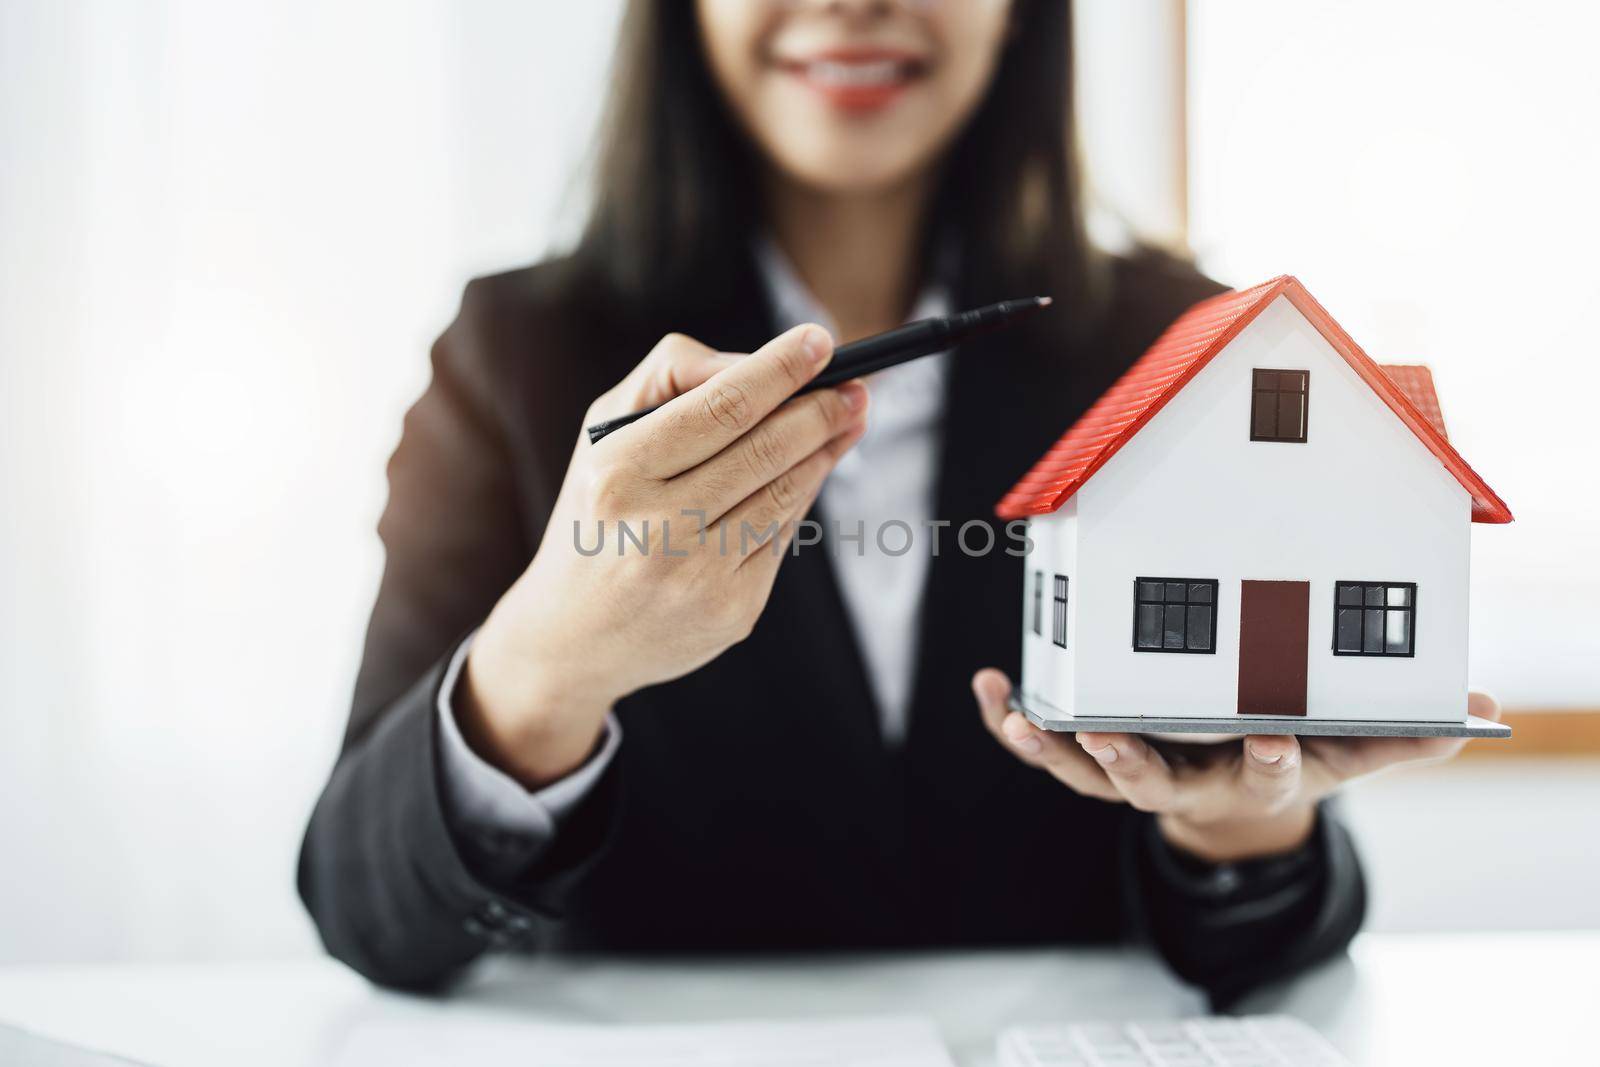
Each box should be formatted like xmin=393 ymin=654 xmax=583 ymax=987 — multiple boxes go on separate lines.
xmin=1128 ymin=801 xmax=1365 ymax=1010
xmin=435 ymin=630 xmax=622 ymax=867
xmin=308 ymin=643 xmax=623 ymax=974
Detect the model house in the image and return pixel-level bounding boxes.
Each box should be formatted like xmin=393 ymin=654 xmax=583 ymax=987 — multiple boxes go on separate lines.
xmin=997 ymin=276 xmax=1511 ymax=736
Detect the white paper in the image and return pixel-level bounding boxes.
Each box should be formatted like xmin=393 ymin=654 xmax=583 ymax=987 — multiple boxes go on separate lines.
xmin=329 ymin=1014 xmax=955 ymax=1067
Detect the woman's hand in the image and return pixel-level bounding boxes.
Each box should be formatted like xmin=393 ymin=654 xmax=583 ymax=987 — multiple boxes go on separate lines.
xmin=461 ymin=324 xmax=869 ymax=787
xmin=972 ymin=669 xmax=1502 ymax=864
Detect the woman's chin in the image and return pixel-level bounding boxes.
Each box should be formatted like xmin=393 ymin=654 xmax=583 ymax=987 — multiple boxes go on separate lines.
xmin=769 ymin=150 xmax=930 ymax=199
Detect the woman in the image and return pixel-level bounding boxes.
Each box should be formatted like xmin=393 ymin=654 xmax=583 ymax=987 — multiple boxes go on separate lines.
xmin=299 ymin=0 xmax=1490 ymax=1007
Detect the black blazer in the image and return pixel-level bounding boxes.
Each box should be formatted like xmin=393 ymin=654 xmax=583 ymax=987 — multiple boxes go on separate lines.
xmin=298 ymin=250 xmax=1364 ymax=1008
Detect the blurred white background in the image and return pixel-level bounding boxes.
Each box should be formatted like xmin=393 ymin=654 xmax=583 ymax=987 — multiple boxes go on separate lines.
xmin=1190 ymin=0 xmax=1600 ymax=707
xmin=1 ymin=0 xmax=623 ymax=964
xmin=2 ymin=1 xmax=1597 ymax=967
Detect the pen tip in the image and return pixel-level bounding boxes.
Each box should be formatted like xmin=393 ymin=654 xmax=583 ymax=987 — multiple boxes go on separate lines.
xmin=1037 ymin=296 xmax=1053 ymax=307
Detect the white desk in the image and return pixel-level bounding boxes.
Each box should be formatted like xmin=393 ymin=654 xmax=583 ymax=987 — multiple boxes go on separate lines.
xmin=0 ymin=932 xmax=1592 ymax=1066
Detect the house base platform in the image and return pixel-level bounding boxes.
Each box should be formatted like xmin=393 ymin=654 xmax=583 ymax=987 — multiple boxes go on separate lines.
xmin=1010 ymin=695 xmax=1511 ymax=739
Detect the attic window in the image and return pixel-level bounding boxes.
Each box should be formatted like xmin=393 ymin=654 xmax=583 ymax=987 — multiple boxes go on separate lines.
xmin=1251 ymin=369 xmax=1309 ymax=442
xmin=1334 ymin=582 xmax=1416 ymax=656
xmin=1134 ymin=578 xmax=1218 ymax=654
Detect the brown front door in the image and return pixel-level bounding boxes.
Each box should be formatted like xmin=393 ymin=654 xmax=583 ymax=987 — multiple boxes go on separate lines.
xmin=1237 ymin=580 xmax=1310 ymax=715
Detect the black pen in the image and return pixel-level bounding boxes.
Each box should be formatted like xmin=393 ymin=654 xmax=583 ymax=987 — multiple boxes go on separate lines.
xmin=585 ymin=295 xmax=1053 ymax=444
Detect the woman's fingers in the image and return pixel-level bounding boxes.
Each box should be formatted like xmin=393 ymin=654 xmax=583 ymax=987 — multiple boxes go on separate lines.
xmin=1304 ymin=735 xmax=1455 ymax=784
xmin=685 ymin=379 xmax=869 ymax=524
xmin=1468 ymin=689 xmax=1503 ymax=723
xmin=973 ymin=668 xmax=1013 ymax=740
xmin=628 ymin=334 xmax=741 ymax=411
xmin=1302 ymin=690 xmax=1502 ymax=788
xmin=624 ymin=324 xmax=836 ymax=478
xmin=1236 ymin=735 xmax=1304 ymax=810
xmin=1076 ymin=733 xmax=1181 ymax=812
xmin=587 ymin=333 xmax=738 ymax=428
xmin=1303 ymin=732 xmax=1466 ymax=790
xmin=735 ymin=420 xmax=867 ymax=572
xmin=1008 ymin=717 xmax=1125 ymax=801
xmin=723 ymin=421 xmax=862 ymax=569
xmin=970 ymin=671 xmax=1123 ymax=801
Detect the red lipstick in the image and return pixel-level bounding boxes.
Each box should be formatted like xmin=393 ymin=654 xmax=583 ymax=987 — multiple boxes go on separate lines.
xmin=776 ymin=48 xmax=928 ymax=113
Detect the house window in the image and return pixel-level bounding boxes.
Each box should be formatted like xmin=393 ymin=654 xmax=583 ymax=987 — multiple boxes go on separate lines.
xmin=1334 ymin=581 xmax=1416 ymax=656
xmin=1052 ymin=575 xmax=1069 ymax=648
xmin=1251 ymin=369 xmax=1309 ymax=442
xmin=1134 ymin=578 xmax=1219 ymax=653
xmin=1032 ymin=571 xmax=1043 ymax=636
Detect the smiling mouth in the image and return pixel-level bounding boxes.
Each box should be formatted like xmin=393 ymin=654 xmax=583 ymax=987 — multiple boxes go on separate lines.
xmin=776 ymin=52 xmax=929 ymax=111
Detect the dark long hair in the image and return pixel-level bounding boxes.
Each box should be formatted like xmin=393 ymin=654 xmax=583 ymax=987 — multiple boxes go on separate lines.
xmin=576 ymin=0 xmax=1101 ymax=327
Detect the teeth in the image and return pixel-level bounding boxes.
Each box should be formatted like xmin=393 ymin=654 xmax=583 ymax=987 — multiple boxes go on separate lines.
xmin=806 ymin=60 xmax=904 ymax=88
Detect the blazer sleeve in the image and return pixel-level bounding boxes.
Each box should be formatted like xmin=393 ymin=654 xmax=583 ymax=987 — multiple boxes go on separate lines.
xmin=1127 ymin=801 xmax=1367 ymax=1010
xmin=296 ymin=279 xmax=618 ymax=989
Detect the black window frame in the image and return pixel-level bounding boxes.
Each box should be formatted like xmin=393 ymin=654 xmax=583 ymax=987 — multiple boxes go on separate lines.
xmin=1032 ymin=570 xmax=1043 ymax=636
xmin=1333 ymin=581 xmax=1417 ymax=657
xmin=1250 ymin=368 xmax=1310 ymax=443
xmin=1132 ymin=577 xmax=1220 ymax=654
xmin=1051 ymin=574 xmax=1069 ymax=649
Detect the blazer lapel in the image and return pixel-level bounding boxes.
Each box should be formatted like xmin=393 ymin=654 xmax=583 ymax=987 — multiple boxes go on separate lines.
xmin=901 ymin=293 xmax=1087 ymax=768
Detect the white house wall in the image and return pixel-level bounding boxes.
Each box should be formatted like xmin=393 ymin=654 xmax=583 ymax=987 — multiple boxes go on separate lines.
xmin=1021 ymin=504 xmax=1077 ymax=713
xmin=1019 ymin=514 xmax=1050 ymax=704
xmin=1067 ymin=295 xmax=1472 ymax=722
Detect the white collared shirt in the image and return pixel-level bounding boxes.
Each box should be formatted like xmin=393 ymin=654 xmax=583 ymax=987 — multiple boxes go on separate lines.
xmin=435 ymin=246 xmax=949 ymax=850
xmin=756 ymin=239 xmax=950 ymax=744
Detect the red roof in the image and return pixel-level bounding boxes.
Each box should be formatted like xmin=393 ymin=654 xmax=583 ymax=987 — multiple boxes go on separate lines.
xmin=995 ymin=275 xmax=1512 ymax=524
